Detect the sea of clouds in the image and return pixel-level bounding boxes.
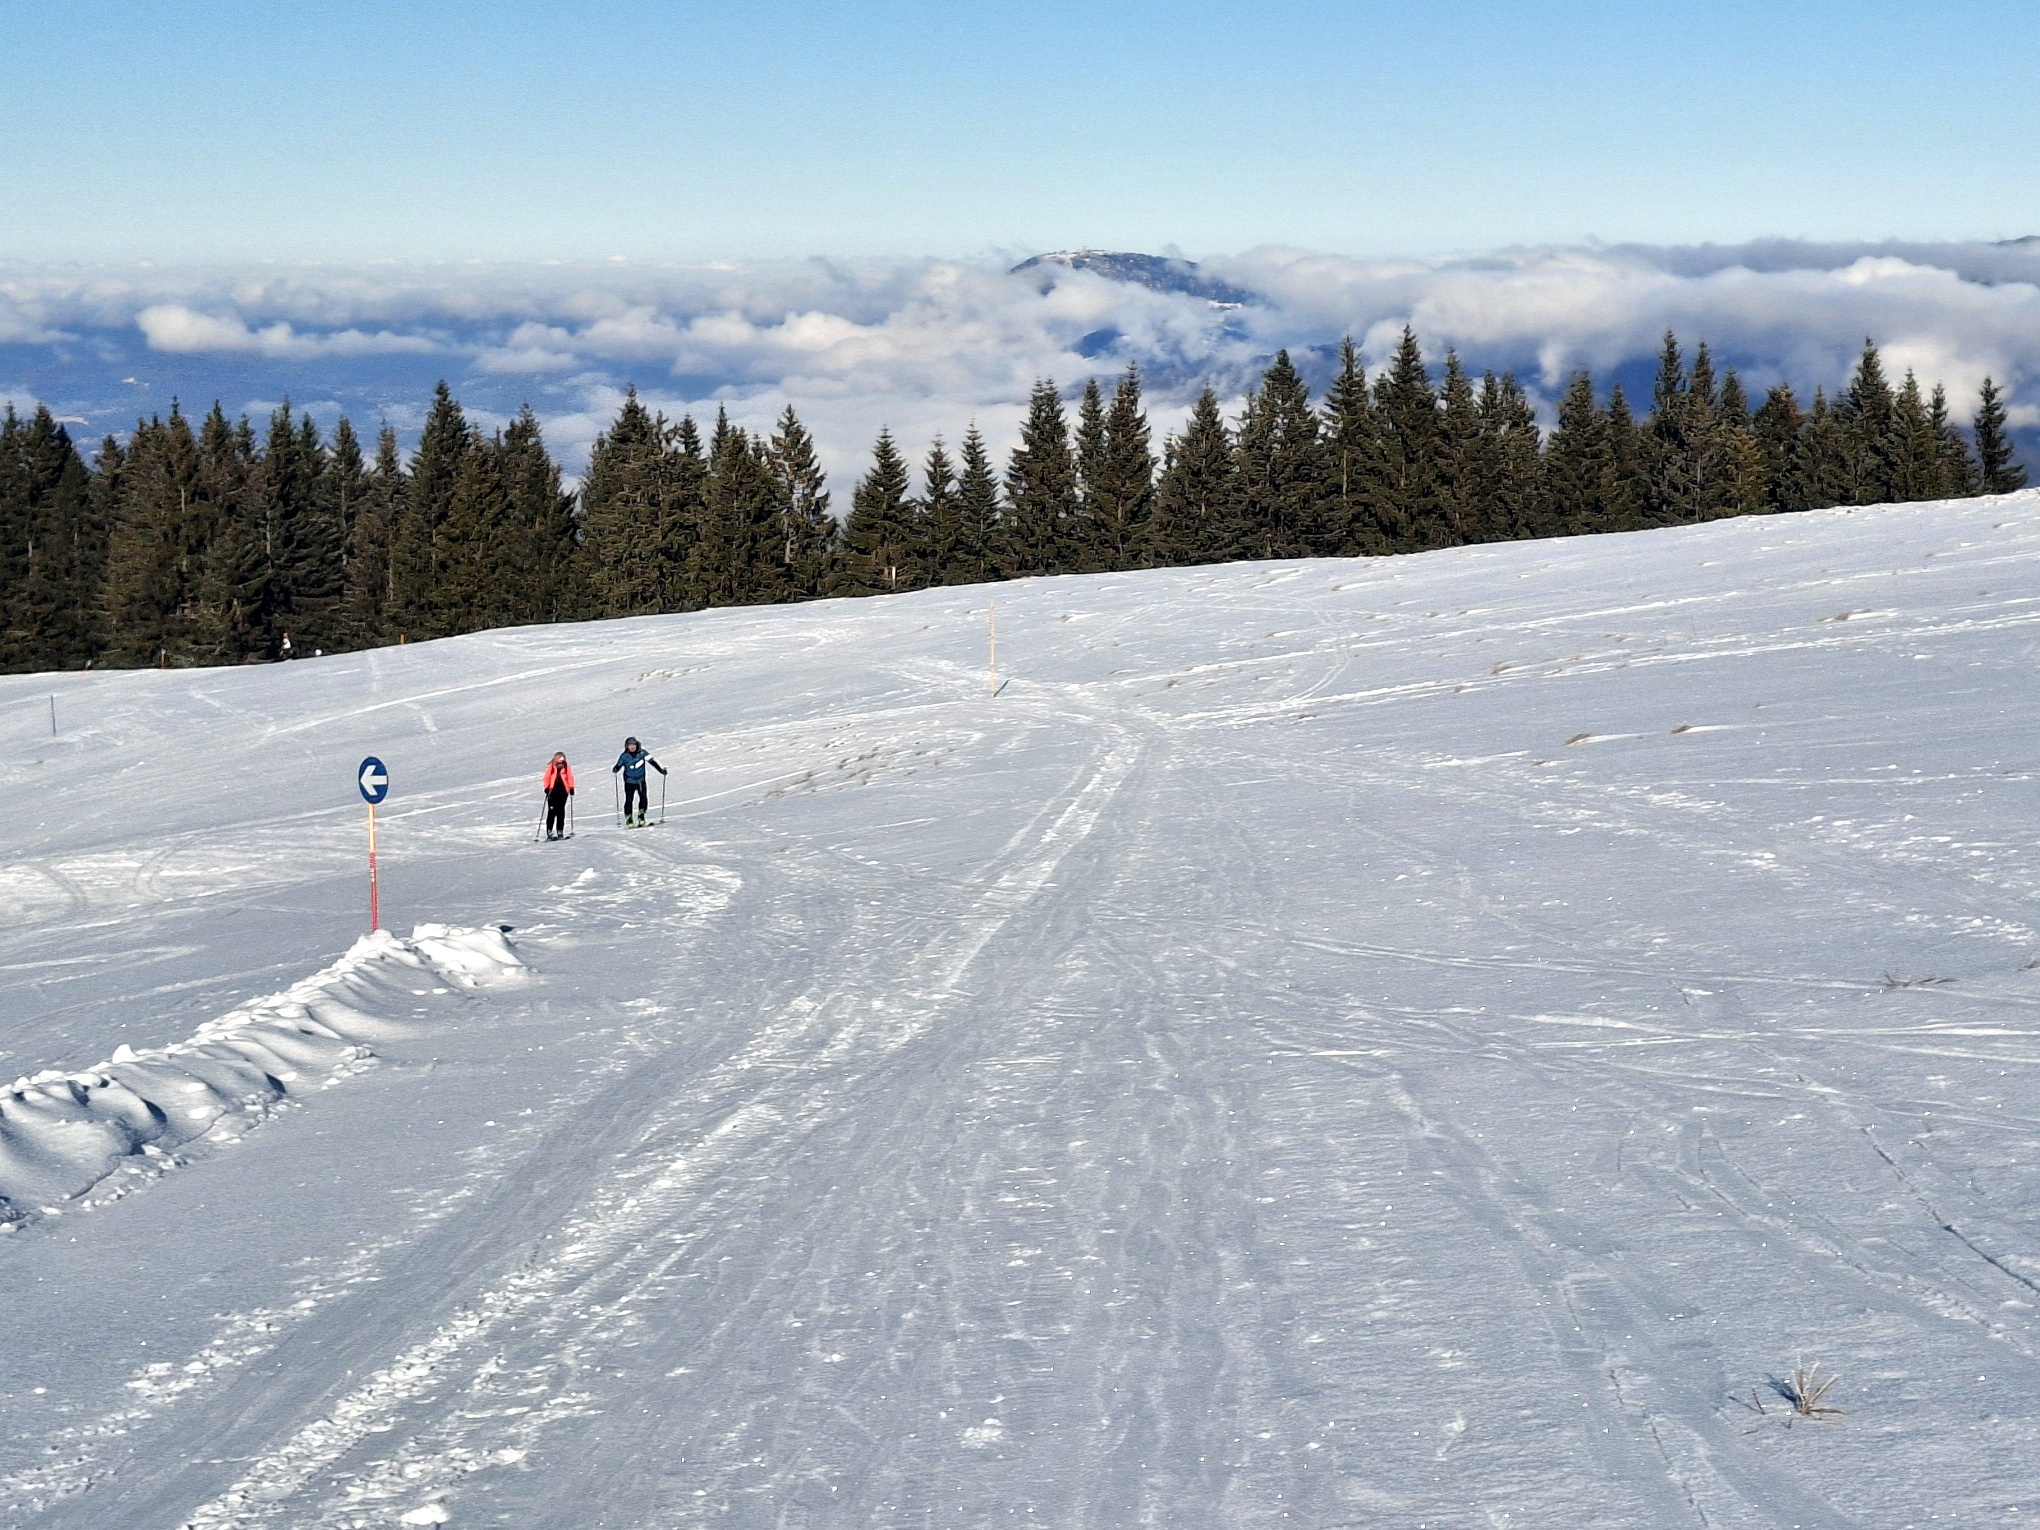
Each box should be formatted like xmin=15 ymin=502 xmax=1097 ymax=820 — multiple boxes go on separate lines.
xmin=4 ymin=240 xmax=2037 ymax=490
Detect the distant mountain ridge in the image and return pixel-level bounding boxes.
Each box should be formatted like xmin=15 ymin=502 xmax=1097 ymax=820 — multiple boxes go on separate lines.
xmin=1009 ymin=250 xmax=1257 ymax=306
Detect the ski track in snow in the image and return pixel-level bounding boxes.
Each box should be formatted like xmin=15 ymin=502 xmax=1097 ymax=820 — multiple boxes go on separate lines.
xmin=2 ymin=494 xmax=2040 ymax=1526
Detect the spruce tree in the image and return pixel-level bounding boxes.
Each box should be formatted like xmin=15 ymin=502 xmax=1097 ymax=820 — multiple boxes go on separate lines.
xmin=1004 ymin=380 xmax=1079 ymax=576
xmin=437 ymin=432 xmax=512 ymax=631
xmin=1688 ymin=340 xmax=1719 ymax=416
xmin=272 ymin=407 xmax=345 ymax=653
xmin=835 ymin=428 xmax=917 ymax=595
xmin=694 ymin=410 xmax=786 ymax=606
xmin=1644 ymin=332 xmax=1701 ymax=523
xmin=325 ymin=418 xmax=369 ymax=645
xmin=1087 ymin=363 xmax=1155 ymax=570
xmin=1603 ymin=385 xmax=1647 ymax=530
xmin=1147 ymin=388 xmax=1237 ymax=564
xmin=1717 ymin=368 xmax=1749 ymax=429
xmin=1801 ymin=388 xmax=1851 ymax=508
xmin=64 ymin=438 xmax=112 ymax=666
xmin=0 ymin=409 xmax=22 ymax=638
xmin=1713 ymin=364 xmax=1767 ymax=516
xmin=1837 ymin=340 xmax=1899 ymax=505
xmin=164 ymin=406 xmax=214 ymax=659
xmin=47 ymin=430 xmax=105 ymax=667
xmin=477 ymin=411 xmax=540 ymax=625
xmin=388 ymin=382 xmax=472 ymax=637
xmin=950 ymin=425 xmax=1003 ymax=585
xmin=1753 ymin=384 xmax=1811 ymax=513
xmin=0 ymin=407 xmax=102 ymax=670
xmin=919 ymin=437 xmax=962 ymax=585
xmin=1973 ymin=378 xmax=2026 ymax=494
xmin=1928 ymin=384 xmax=1979 ymax=498
xmin=662 ymin=416 xmax=710 ymax=609
xmin=85 ymin=434 xmax=125 ymax=657
xmin=1484 ymin=371 xmax=1546 ymax=538
xmin=580 ymin=389 xmax=676 ymax=617
xmin=741 ymin=428 xmax=791 ymax=602
xmin=767 ymin=405 xmax=836 ymax=598
xmin=494 ymin=405 xmax=581 ymax=624
xmin=196 ymin=408 xmax=265 ymax=661
xmin=341 ymin=426 xmax=406 ymax=646
xmin=1720 ymin=413 xmax=1769 ymax=517
xmin=103 ymin=408 xmax=207 ymax=665
xmin=330 ymin=418 xmax=367 ymax=549
xmin=1073 ymin=377 xmax=1107 ymax=557
xmin=1322 ymin=338 xmax=1384 ymax=554
xmin=99 ymin=413 xmax=159 ymax=665
xmin=1544 ymin=372 xmax=1612 ymax=535
xmin=1890 ymin=372 xmax=1946 ymax=503
xmin=1430 ymin=354 xmax=1486 ymax=544
xmin=1234 ymin=350 xmax=1330 ymax=558
xmin=1373 ymin=328 xmax=1440 ymax=550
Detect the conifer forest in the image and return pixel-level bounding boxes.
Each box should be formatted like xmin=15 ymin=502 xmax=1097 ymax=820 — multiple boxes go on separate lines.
xmin=0 ymin=331 xmax=2026 ymax=673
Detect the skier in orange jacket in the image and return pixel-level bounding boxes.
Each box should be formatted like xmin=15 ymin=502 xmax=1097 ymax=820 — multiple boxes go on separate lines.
xmin=542 ymin=752 xmax=576 ymax=840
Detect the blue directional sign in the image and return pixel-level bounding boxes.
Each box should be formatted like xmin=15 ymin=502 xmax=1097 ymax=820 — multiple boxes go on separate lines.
xmin=357 ymin=756 xmax=390 ymax=804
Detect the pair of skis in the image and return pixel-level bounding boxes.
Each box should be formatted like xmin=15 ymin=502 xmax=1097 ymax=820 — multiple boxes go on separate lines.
xmin=611 ymin=770 xmax=667 ymax=829
xmin=532 ymin=794 xmax=576 ymax=842
xmin=531 ymin=772 xmax=666 ymax=840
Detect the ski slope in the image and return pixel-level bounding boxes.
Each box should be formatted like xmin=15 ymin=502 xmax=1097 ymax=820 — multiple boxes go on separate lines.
xmin=4 ymin=494 xmax=2040 ymax=1528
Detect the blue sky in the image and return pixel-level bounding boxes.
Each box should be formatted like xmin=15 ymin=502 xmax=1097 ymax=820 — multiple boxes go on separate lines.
xmin=8 ymin=1 xmax=2038 ymax=484
xmin=5 ymin=0 xmax=2036 ymax=261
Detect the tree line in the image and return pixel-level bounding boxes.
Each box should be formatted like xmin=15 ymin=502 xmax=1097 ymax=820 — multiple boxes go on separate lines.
xmin=0 ymin=332 xmax=2025 ymax=673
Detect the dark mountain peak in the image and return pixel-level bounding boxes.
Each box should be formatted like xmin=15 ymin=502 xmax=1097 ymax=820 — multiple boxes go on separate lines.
xmin=1010 ymin=250 xmax=1256 ymax=306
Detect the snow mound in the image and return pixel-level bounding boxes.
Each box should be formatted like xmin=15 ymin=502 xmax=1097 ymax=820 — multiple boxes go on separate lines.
xmin=0 ymin=924 xmax=524 ymax=1228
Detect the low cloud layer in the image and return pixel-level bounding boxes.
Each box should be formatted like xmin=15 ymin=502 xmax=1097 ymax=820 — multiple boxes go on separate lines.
xmin=5 ymin=239 xmax=2037 ymax=487
xmin=134 ymin=303 xmax=441 ymax=360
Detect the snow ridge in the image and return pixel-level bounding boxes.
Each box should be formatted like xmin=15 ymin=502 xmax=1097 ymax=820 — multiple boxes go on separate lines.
xmin=0 ymin=925 xmax=524 ymax=1228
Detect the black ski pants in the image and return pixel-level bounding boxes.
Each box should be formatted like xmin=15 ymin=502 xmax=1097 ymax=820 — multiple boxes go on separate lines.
xmin=623 ymin=779 xmax=648 ymax=819
xmin=545 ymin=787 xmax=570 ymax=836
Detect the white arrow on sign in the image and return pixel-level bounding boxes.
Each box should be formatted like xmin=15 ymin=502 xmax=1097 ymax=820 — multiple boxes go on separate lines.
xmin=360 ymin=762 xmax=388 ymax=795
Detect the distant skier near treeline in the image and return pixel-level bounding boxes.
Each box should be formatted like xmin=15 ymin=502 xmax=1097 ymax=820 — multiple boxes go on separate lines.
xmin=614 ymin=737 xmax=667 ymax=827
xmin=542 ymin=752 xmax=575 ymax=840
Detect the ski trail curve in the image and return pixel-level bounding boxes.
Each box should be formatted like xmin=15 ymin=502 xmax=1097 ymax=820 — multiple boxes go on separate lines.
xmin=99 ymin=723 xmax=1146 ymax=1530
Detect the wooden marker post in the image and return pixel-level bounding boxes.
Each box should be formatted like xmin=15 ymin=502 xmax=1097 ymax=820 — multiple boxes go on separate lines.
xmin=357 ymin=756 xmax=390 ymax=932
xmin=367 ymin=800 xmax=380 ymax=931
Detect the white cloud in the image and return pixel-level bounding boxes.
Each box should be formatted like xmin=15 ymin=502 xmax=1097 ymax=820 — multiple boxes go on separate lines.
xmin=6 ymin=242 xmax=2038 ymax=479
xmin=136 ymin=303 xmax=441 ymax=358
xmin=0 ymin=285 xmax=72 ymax=346
xmin=135 ymin=304 xmax=263 ymax=352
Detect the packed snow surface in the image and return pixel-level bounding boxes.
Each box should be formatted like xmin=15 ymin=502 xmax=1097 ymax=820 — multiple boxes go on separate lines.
xmin=4 ymin=496 xmax=2040 ymax=1528
xmin=0 ymin=926 xmax=523 ymax=1224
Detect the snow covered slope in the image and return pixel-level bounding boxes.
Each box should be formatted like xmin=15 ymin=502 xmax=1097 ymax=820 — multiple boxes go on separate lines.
xmin=4 ymin=494 xmax=2040 ymax=1528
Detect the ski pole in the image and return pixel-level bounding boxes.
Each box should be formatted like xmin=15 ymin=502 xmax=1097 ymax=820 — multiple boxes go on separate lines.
xmin=569 ymin=793 xmax=576 ymax=837
xmin=658 ymin=770 xmax=666 ymax=825
xmin=613 ymin=772 xmax=621 ymax=827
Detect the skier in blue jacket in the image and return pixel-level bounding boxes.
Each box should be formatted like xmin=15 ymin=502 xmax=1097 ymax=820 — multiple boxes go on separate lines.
xmin=613 ymin=737 xmax=667 ymax=826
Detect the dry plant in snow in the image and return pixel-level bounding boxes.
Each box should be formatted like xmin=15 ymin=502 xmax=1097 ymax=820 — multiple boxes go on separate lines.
xmin=1747 ymin=1360 xmax=1849 ymax=1425
xmin=1881 ymin=972 xmax=1951 ymax=991
xmin=1782 ymin=1360 xmax=1847 ymax=1419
